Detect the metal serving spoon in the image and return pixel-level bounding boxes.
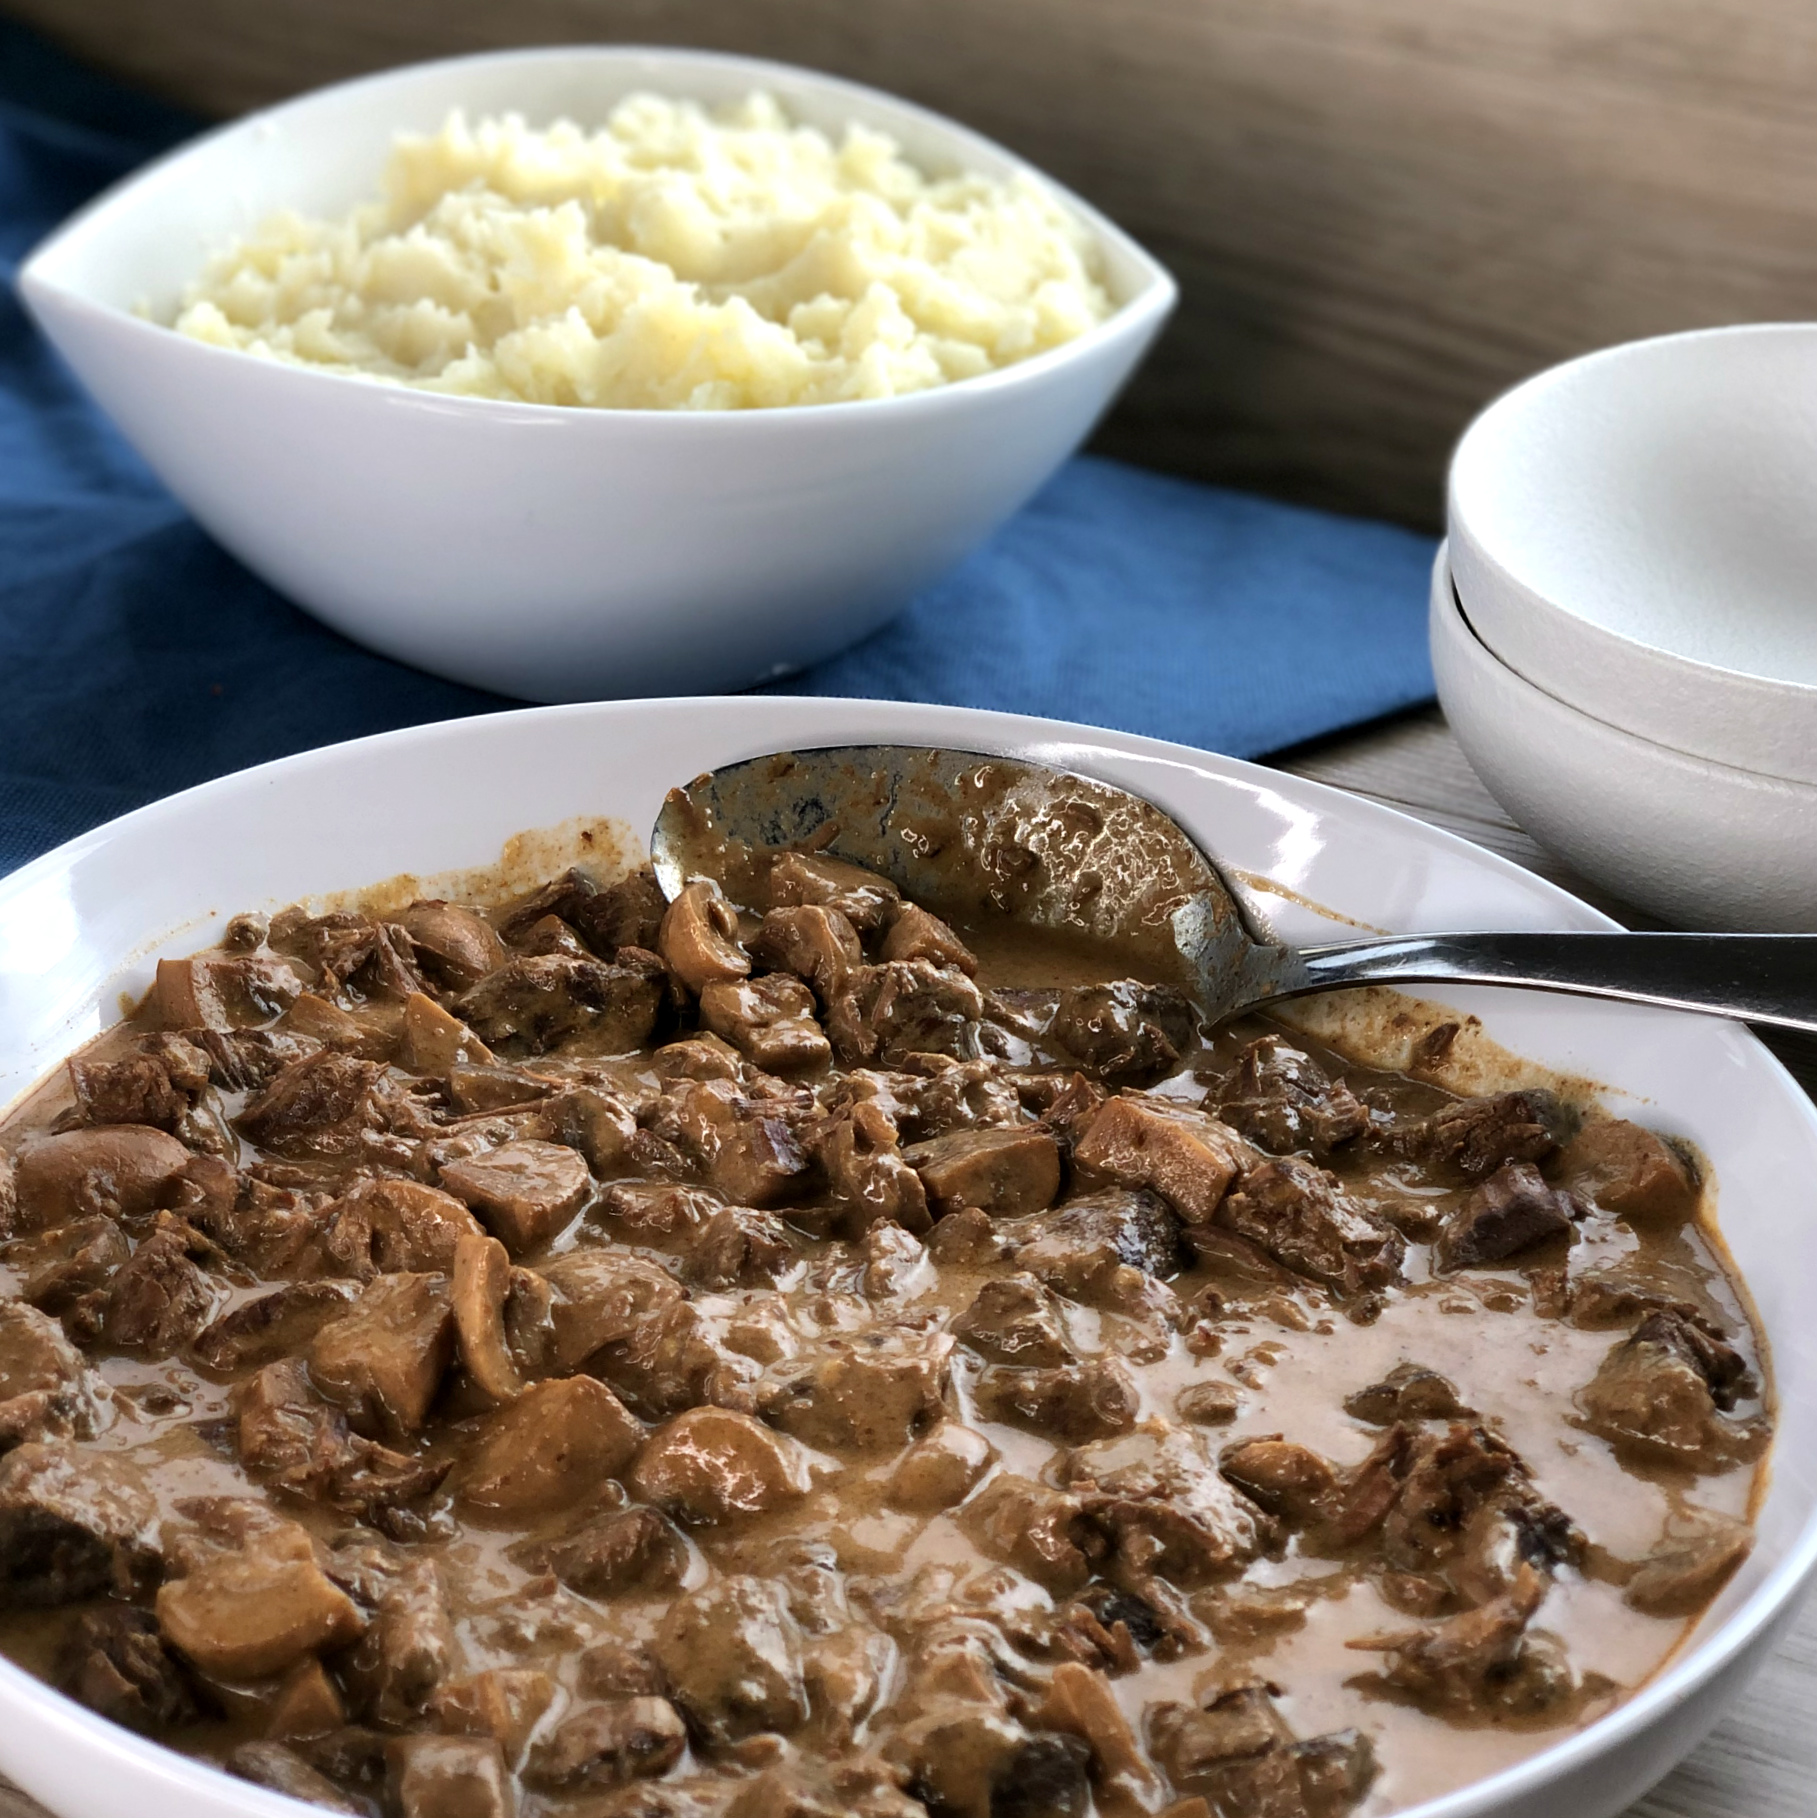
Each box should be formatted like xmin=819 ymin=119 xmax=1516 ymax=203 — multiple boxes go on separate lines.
xmin=651 ymin=744 xmax=1817 ymax=1035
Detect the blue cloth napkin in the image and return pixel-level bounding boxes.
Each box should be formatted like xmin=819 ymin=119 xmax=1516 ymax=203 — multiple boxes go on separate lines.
xmin=0 ymin=22 xmax=1437 ymax=880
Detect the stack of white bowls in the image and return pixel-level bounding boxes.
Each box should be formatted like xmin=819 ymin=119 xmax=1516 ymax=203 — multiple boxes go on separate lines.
xmin=1435 ymin=324 xmax=1817 ymax=931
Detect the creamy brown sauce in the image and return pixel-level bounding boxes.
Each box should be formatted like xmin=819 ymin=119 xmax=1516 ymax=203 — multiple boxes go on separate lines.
xmin=0 ymin=834 xmax=1771 ymax=1818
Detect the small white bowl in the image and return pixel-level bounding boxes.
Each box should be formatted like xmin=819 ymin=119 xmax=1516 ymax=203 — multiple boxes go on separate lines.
xmin=1431 ymin=543 xmax=1817 ymax=930
xmin=17 ymin=46 xmax=1175 ymax=702
xmin=1448 ymin=325 xmax=1817 ymax=784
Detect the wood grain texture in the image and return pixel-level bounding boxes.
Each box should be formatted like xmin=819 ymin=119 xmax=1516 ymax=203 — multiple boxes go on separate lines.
xmin=11 ymin=0 xmax=1817 ymax=522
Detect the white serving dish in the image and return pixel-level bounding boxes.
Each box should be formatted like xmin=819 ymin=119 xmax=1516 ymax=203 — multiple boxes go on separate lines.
xmin=1431 ymin=542 xmax=1817 ymax=930
xmin=1448 ymin=325 xmax=1817 ymax=784
xmin=2 ymin=695 xmax=1816 ymax=1818
xmin=15 ymin=48 xmax=1174 ymax=703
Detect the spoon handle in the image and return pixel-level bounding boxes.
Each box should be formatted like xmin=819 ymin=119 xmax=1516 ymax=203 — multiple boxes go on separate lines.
xmin=1278 ymin=932 xmax=1817 ymax=1034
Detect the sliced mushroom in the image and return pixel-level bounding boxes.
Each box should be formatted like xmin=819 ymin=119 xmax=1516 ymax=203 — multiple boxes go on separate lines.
xmin=399 ymin=993 xmax=496 ymax=1075
xmin=658 ymin=881 xmax=751 ymax=996
xmin=404 ymin=900 xmax=510 ymax=988
xmin=452 ymin=1233 xmax=525 ymax=1405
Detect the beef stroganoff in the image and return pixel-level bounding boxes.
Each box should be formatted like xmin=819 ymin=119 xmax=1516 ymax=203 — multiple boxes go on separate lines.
xmin=0 ymin=821 xmax=1770 ymax=1818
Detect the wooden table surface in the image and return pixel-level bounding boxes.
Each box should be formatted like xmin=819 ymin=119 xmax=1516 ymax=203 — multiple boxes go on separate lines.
xmin=0 ymin=704 xmax=1807 ymax=1818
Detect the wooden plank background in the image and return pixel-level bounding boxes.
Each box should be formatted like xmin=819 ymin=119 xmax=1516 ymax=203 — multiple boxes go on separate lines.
xmin=10 ymin=0 xmax=1817 ymax=525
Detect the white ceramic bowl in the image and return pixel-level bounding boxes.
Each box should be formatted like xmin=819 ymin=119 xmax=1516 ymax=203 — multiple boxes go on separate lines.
xmin=15 ymin=47 xmax=1174 ymax=702
xmin=1431 ymin=543 xmax=1817 ymax=930
xmin=3 ymin=695 xmax=1816 ymax=1818
xmin=1448 ymin=325 xmax=1817 ymax=784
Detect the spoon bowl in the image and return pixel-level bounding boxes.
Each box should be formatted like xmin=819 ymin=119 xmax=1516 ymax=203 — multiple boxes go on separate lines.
xmin=652 ymin=743 xmax=1817 ymax=1034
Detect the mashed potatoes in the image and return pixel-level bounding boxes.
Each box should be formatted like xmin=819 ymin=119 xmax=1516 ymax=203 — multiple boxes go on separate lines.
xmin=171 ymin=93 xmax=1116 ymax=409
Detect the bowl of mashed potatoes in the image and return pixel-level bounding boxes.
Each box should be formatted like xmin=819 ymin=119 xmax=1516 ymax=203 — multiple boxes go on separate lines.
xmin=18 ymin=47 xmax=1175 ymax=700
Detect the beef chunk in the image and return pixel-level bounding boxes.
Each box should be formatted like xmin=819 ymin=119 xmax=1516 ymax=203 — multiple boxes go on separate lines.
xmin=1046 ymin=981 xmax=1196 ymax=1084
xmin=976 ymin=1358 xmax=1140 ymax=1443
xmin=151 ymin=953 xmax=306 ymax=1031
xmin=1347 ymin=1562 xmax=1574 ymax=1717
xmin=12 ymin=1125 xmax=190 ymax=1230
xmin=439 ymin=1140 xmax=590 ymax=1254
xmin=906 ymin=1126 xmax=1061 ymax=1219
xmin=1556 ymin=1118 xmax=1698 ymax=1226
xmin=58 ymin=1605 xmax=205 ymax=1733
xmin=952 ymin=1274 xmax=1074 ymax=1368
xmin=816 ymin=1102 xmax=930 ymax=1236
xmin=402 ymin=899 xmax=509 ymax=988
xmin=236 ymin=1051 xmax=389 ymax=1158
xmin=1343 ymin=1362 xmax=1472 ymax=1427
xmin=1008 ymin=1190 xmax=1187 ymax=1305
xmin=769 ymin=852 xmax=900 ymax=931
xmin=156 ymin=1505 xmax=365 ymax=1679
xmin=104 ymin=1212 xmax=220 ymax=1354
xmin=1072 ymin=1096 xmax=1251 ymax=1223
xmin=752 ymin=904 xmax=864 ymax=998
xmin=457 ymin=1376 xmax=644 ymax=1516
xmin=228 ymin=1741 xmax=370 ymax=1816
xmin=1388 ymin=1089 xmax=1563 ymax=1180
xmin=1147 ymin=1683 xmax=1376 ymax=1818
xmin=0 ymin=1441 xmax=160 ymax=1606
xmin=271 ymin=910 xmax=424 ymax=1000
xmin=568 ymin=867 xmax=669 ymax=956
xmin=700 ymin=975 xmax=831 ymax=1071
xmin=308 ymin=1272 xmax=455 ymax=1437
xmin=0 ymin=1302 xmax=101 ymax=1444
xmin=1435 ymin=1163 xmax=1580 ymax=1272
xmin=456 ymin=954 xmax=663 ymax=1056
xmin=1332 ymin=1420 xmax=1563 ymax=1581
xmin=1216 ymin=1157 xmax=1404 ymax=1296
xmin=658 ymin=880 xmax=752 ymax=997
xmin=1063 ymin=1423 xmax=1273 ymax=1585
xmin=68 ymin=1034 xmax=210 ymax=1132
xmin=1625 ymin=1509 xmax=1754 ymax=1616
xmin=390 ymin=1734 xmax=513 ymax=1818
xmin=1214 ymin=1035 xmax=1369 ymax=1157
xmin=235 ymin=1358 xmax=448 ymax=1519
xmin=10 ymin=1213 xmax=129 ymax=1327
xmin=885 ymin=1421 xmax=996 ymax=1513
xmin=596 ymin=1181 xmax=719 ymax=1245
xmin=541 ymin=1249 xmax=683 ymax=1374
xmin=652 ymin=1576 xmax=809 ymax=1744
xmin=327 ymin=1545 xmax=457 ymax=1728
xmin=578 ymin=1291 xmax=757 ymax=1421
xmin=523 ymin=1506 xmax=689 ymax=1598
xmin=524 ymin=1699 xmax=688 ymax=1789
xmin=632 ymin=1406 xmax=816 ymax=1523
xmin=826 ymin=962 xmax=985 ymax=1067
xmin=759 ymin=1330 xmax=951 ymax=1452
xmin=650 ymin=1078 xmax=813 ymax=1207
xmin=687 ymin=1206 xmax=802 ymax=1290
xmin=960 ymin=1474 xmax=1103 ymax=1594
xmin=493 ymin=869 xmax=598 ymax=945
xmin=325 ymin=1178 xmax=484 ymax=1278
xmin=191 ymin=1027 xmax=321 ymax=1092
xmin=190 ymin=1280 xmax=357 ymax=1374
xmin=1579 ymin=1309 xmax=1762 ymax=1467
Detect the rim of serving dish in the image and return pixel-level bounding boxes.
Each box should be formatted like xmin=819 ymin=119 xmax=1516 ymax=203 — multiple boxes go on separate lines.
xmin=0 ymin=694 xmax=1812 ymax=1818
